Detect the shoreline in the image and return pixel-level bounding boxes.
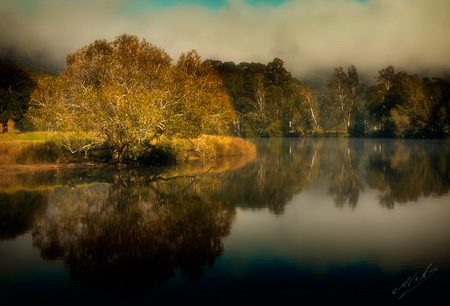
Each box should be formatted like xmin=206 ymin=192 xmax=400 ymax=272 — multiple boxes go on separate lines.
xmin=0 ymin=162 xmax=113 ymax=174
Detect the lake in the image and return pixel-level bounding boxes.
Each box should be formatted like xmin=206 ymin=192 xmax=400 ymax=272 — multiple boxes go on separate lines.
xmin=1 ymin=138 xmax=449 ymax=305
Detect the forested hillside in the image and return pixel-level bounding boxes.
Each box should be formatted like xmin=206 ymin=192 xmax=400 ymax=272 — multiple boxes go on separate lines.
xmin=210 ymin=59 xmax=450 ymax=138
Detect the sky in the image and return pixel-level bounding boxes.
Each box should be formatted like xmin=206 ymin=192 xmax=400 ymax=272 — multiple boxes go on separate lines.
xmin=1 ymin=0 xmax=449 ymax=78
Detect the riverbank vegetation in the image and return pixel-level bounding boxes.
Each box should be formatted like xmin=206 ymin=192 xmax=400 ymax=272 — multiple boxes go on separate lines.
xmin=0 ymin=132 xmax=255 ymax=166
xmin=1 ymin=34 xmax=449 ymax=166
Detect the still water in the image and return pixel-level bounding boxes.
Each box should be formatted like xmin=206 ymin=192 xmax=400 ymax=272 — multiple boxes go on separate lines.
xmin=1 ymin=138 xmax=449 ymax=305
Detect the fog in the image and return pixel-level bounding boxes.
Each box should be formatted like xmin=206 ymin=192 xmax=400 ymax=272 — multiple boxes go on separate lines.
xmin=1 ymin=0 xmax=449 ymax=77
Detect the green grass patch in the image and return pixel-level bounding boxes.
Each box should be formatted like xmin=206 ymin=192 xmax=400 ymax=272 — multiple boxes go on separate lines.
xmin=0 ymin=131 xmax=57 ymax=142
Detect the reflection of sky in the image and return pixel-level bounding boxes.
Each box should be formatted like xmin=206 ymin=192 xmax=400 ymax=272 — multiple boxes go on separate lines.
xmin=221 ymin=179 xmax=450 ymax=275
xmin=0 ymin=234 xmax=77 ymax=302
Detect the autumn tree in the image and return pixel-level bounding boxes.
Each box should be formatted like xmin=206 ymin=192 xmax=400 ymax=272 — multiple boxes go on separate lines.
xmin=160 ymin=50 xmax=235 ymax=138
xmin=28 ymin=35 xmax=234 ymax=163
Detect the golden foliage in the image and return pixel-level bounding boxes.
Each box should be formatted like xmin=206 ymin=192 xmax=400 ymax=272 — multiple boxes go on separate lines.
xmin=28 ymin=35 xmax=236 ymax=163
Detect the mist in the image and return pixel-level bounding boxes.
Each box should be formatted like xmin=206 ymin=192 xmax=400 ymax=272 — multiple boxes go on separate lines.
xmin=1 ymin=0 xmax=449 ymax=78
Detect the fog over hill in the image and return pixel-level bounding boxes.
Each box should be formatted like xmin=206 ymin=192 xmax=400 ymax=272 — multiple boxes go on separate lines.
xmin=1 ymin=0 xmax=449 ymax=79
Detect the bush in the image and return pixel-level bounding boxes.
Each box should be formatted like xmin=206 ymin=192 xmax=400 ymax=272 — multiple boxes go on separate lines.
xmin=266 ymin=120 xmax=284 ymax=138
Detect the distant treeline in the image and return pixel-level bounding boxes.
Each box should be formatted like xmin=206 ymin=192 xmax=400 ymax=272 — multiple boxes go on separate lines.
xmin=1 ymin=51 xmax=449 ymax=139
xmin=209 ymin=59 xmax=450 ymax=138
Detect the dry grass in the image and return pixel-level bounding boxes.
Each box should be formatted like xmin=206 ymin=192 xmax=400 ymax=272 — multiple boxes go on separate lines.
xmin=166 ymin=135 xmax=256 ymax=161
xmin=1 ymin=132 xmax=256 ymax=166
xmin=0 ymin=141 xmax=64 ymax=165
xmin=0 ymin=132 xmax=105 ymax=165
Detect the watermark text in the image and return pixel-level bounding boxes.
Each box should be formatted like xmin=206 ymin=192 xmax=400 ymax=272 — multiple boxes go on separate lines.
xmin=392 ymin=263 xmax=438 ymax=300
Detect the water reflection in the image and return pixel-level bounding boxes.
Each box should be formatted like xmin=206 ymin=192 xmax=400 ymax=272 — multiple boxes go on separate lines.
xmin=365 ymin=140 xmax=450 ymax=208
xmin=322 ymin=140 xmax=365 ymax=208
xmin=216 ymin=138 xmax=449 ymax=212
xmin=0 ymin=139 xmax=449 ymax=299
xmin=1 ymin=139 xmax=448 ymax=242
xmin=0 ymin=190 xmax=48 ymax=239
xmin=30 ymin=169 xmax=235 ymax=295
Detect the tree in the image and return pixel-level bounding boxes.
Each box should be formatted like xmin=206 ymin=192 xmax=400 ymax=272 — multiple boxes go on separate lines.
xmin=210 ymin=58 xmax=300 ymax=138
xmin=389 ymin=73 xmax=429 ymax=137
xmin=207 ymin=60 xmax=248 ymax=136
xmin=28 ymin=35 xmax=235 ymax=163
xmin=169 ymin=51 xmax=235 ymax=138
xmin=366 ymin=66 xmax=449 ymax=138
xmin=265 ymin=58 xmax=292 ymax=90
xmin=365 ymin=66 xmax=402 ymax=136
xmin=0 ymin=61 xmax=36 ymax=132
xmin=327 ymin=65 xmax=364 ymax=133
xmin=422 ymin=78 xmax=450 ymax=137
xmin=296 ymin=81 xmax=322 ymax=133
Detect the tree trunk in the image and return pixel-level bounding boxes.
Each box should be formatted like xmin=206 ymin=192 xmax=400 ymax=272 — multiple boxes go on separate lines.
xmin=111 ymin=144 xmax=128 ymax=165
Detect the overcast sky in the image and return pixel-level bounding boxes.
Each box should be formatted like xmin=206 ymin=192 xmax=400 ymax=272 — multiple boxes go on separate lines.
xmin=1 ymin=0 xmax=449 ymax=78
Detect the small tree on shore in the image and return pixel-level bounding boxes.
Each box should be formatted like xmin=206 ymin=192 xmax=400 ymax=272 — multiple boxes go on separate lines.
xmin=28 ymin=35 xmax=234 ymax=163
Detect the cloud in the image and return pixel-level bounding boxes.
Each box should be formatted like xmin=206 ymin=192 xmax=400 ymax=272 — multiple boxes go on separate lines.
xmin=1 ymin=0 xmax=449 ymax=77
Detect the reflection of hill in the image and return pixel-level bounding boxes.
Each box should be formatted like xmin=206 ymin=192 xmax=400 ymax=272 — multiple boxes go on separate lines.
xmin=31 ymin=171 xmax=236 ymax=295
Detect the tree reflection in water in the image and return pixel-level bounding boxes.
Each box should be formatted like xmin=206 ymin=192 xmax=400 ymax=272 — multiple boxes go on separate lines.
xmin=325 ymin=141 xmax=364 ymax=209
xmin=214 ymin=138 xmax=367 ymax=211
xmin=214 ymin=138 xmax=449 ymax=211
xmin=365 ymin=140 xmax=450 ymax=208
xmin=0 ymin=139 xmax=448 ymax=296
xmin=32 ymin=170 xmax=236 ymax=295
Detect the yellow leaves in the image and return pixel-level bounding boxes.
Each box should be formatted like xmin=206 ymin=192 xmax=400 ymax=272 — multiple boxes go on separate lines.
xmin=29 ymin=34 xmax=235 ymax=162
xmin=167 ymin=51 xmax=234 ymax=137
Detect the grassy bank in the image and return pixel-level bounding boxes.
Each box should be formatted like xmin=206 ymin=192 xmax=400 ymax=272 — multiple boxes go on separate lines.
xmin=0 ymin=132 xmax=256 ymax=166
xmin=0 ymin=132 xmax=94 ymax=165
